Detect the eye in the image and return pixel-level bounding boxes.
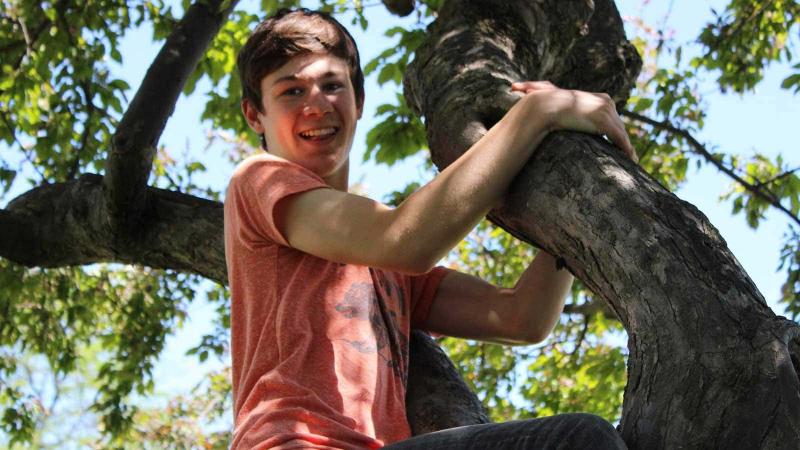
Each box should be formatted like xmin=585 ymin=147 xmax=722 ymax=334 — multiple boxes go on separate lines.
xmin=281 ymin=87 xmax=303 ymax=97
xmin=323 ymin=82 xmax=343 ymax=92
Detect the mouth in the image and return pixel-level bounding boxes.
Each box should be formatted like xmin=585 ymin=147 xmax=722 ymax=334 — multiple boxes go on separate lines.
xmin=298 ymin=127 xmax=339 ymax=141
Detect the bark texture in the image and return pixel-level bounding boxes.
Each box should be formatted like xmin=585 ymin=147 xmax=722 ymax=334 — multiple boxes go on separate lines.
xmin=2 ymin=174 xmax=226 ymax=283
xmin=407 ymin=331 xmax=490 ymax=435
xmin=405 ymin=0 xmax=800 ymax=448
xmin=105 ymin=0 xmax=238 ymax=232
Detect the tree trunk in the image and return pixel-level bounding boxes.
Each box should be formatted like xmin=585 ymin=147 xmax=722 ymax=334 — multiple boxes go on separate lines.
xmin=404 ymin=0 xmax=800 ymax=448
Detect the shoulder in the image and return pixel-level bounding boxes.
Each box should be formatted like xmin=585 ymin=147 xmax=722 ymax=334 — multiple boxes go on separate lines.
xmin=230 ymin=153 xmax=324 ymax=186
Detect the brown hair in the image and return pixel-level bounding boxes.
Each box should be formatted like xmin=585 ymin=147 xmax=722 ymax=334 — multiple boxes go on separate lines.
xmin=237 ymin=8 xmax=365 ymax=114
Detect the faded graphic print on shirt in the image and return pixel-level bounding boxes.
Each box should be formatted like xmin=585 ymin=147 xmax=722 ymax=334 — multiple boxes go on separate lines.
xmin=334 ymin=271 xmax=409 ymax=384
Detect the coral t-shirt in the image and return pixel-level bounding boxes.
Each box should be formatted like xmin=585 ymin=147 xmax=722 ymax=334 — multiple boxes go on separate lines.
xmin=224 ymin=153 xmax=449 ymax=449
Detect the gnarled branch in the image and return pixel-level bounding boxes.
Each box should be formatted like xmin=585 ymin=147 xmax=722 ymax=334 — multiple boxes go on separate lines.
xmin=405 ymin=0 xmax=800 ymax=447
xmin=1 ymin=175 xmax=225 ymax=284
xmin=104 ymin=0 xmax=239 ymax=230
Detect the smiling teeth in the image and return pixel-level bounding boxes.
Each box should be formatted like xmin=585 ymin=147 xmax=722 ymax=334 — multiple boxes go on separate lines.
xmin=300 ymin=127 xmax=336 ymax=138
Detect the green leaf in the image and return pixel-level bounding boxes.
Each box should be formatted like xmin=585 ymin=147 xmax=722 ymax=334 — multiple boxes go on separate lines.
xmin=781 ymin=73 xmax=800 ymax=93
xmin=632 ymin=97 xmax=654 ymax=113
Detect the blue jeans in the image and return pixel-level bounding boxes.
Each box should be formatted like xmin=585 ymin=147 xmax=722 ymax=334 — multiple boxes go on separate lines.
xmin=384 ymin=413 xmax=627 ymax=449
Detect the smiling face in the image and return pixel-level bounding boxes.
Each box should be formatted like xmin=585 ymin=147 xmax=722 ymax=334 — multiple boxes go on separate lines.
xmin=242 ymin=53 xmax=362 ymax=188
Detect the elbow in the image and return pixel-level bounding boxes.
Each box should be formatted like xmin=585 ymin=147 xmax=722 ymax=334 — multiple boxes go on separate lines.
xmin=512 ymin=312 xmax=556 ymax=345
xmin=518 ymin=326 xmax=552 ymax=345
xmin=384 ymin=233 xmax=440 ymax=275
xmin=394 ymin=252 xmax=438 ymax=275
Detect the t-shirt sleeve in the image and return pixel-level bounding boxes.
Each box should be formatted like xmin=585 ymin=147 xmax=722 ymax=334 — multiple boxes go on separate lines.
xmin=228 ymin=155 xmax=328 ymax=247
xmin=408 ymin=266 xmax=452 ymax=328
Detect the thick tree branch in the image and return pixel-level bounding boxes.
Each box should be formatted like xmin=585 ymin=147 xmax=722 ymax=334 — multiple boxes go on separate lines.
xmin=621 ymin=109 xmax=800 ymax=228
xmin=406 ymin=331 xmax=490 ymax=433
xmin=1 ymin=175 xmax=225 ymax=284
xmin=0 ymin=209 xmax=44 ymax=267
xmin=382 ymin=0 xmax=415 ymax=16
xmin=406 ymin=0 xmax=800 ymax=446
xmin=104 ymin=0 xmax=239 ymax=229
xmin=563 ymin=299 xmax=616 ymax=320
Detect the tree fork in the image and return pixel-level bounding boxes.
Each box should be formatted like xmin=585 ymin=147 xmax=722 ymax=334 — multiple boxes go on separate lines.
xmin=104 ymin=0 xmax=239 ymax=233
xmin=405 ymin=0 xmax=800 ymax=448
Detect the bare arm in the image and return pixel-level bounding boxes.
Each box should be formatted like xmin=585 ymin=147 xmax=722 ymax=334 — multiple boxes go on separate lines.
xmin=279 ymin=82 xmax=634 ymax=273
xmin=420 ymin=251 xmax=573 ymax=345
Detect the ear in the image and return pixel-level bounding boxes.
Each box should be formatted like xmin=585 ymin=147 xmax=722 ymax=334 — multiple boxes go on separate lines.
xmin=241 ymin=99 xmax=265 ymax=134
xmin=356 ymin=96 xmax=364 ymax=120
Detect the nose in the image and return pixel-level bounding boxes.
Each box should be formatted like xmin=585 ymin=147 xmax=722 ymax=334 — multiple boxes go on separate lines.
xmin=303 ymin=86 xmax=333 ymax=116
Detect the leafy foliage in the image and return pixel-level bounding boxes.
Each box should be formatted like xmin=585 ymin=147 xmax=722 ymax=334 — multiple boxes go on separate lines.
xmin=0 ymin=259 xmax=203 ymax=442
xmin=364 ymin=93 xmax=427 ymax=165
xmin=0 ymin=0 xmax=175 ymax=188
xmin=360 ymin=13 xmax=432 ymax=166
xmin=779 ymin=227 xmax=800 ymax=320
xmin=124 ymin=367 xmax=232 ymax=449
xmin=440 ymin=220 xmax=626 ymax=422
xmin=694 ymin=0 xmax=799 ymax=93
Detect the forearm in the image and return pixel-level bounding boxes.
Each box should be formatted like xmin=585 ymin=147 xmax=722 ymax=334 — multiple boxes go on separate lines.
xmin=391 ymin=94 xmax=550 ymax=269
xmin=511 ymin=251 xmax=573 ymax=342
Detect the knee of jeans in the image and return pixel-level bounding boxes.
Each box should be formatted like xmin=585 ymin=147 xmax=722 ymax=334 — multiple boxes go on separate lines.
xmin=566 ymin=413 xmax=610 ymax=428
xmin=566 ymin=413 xmax=624 ymax=445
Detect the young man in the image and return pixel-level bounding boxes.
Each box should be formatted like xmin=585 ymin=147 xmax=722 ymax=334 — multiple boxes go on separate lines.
xmin=224 ymin=8 xmax=635 ymax=450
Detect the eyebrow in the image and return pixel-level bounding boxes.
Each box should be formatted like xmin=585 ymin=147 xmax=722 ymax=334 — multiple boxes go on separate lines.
xmin=273 ymin=71 xmax=343 ymax=84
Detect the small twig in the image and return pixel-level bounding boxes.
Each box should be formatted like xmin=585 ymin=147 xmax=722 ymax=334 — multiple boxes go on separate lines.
xmin=753 ymin=166 xmax=800 ymax=189
xmin=7 ymin=7 xmax=54 ymax=71
xmin=621 ymin=109 xmax=800 ymax=228
xmin=568 ymin=316 xmax=591 ymax=358
xmin=563 ymin=298 xmax=614 ymax=319
xmin=722 ymin=0 xmax=775 ymax=40
xmin=17 ymin=17 xmax=33 ymax=57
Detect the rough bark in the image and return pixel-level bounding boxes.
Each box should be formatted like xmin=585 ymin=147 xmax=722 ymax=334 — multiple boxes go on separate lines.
xmin=2 ymin=174 xmax=225 ymax=283
xmin=406 ymin=331 xmax=491 ymax=434
xmin=105 ymin=0 xmax=238 ymax=232
xmin=405 ymin=0 xmax=800 ymax=448
xmin=382 ymin=0 xmax=415 ymax=17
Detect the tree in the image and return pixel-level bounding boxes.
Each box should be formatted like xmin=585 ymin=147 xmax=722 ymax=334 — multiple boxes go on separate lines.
xmin=403 ymin=0 xmax=800 ymax=447
xmin=1 ymin=0 xmax=798 ymax=448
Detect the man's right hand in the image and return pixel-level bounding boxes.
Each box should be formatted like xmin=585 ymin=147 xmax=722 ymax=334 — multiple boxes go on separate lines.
xmin=511 ymin=81 xmax=637 ymax=162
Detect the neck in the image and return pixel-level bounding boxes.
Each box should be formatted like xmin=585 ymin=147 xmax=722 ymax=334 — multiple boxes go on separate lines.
xmin=324 ymin=157 xmax=349 ymax=192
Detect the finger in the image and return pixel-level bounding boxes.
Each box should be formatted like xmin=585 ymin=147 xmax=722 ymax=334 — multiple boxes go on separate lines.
xmin=601 ymin=109 xmax=636 ymax=160
xmin=614 ymin=119 xmax=638 ymax=162
xmin=605 ymin=119 xmax=637 ymax=162
xmin=510 ymin=81 xmax=555 ymax=93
